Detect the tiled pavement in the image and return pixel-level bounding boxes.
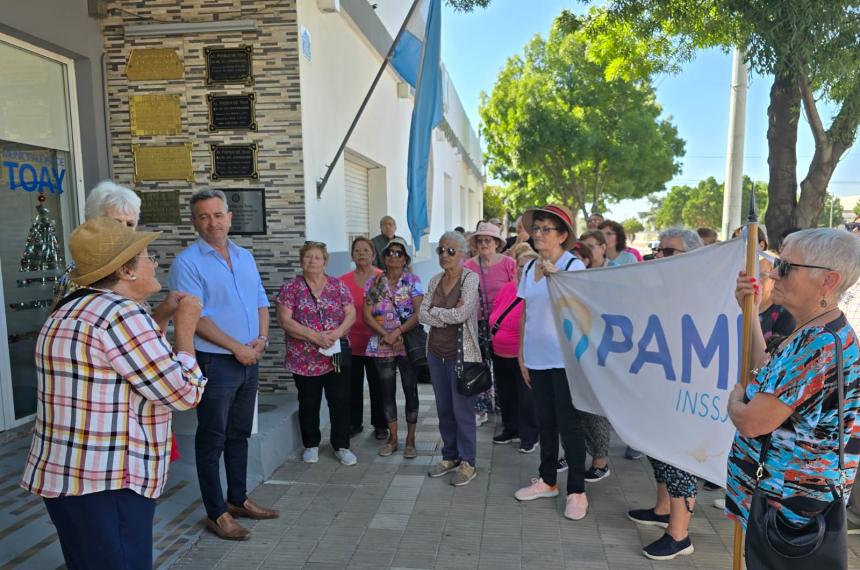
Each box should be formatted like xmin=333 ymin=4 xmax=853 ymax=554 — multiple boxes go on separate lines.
xmin=171 ymin=384 xmax=860 ymax=570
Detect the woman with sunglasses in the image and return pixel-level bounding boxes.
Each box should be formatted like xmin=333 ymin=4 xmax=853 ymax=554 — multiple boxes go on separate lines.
xmin=363 ymin=238 xmax=424 ymax=458
xmin=598 ymin=220 xmax=638 ymax=266
xmin=420 ymin=231 xmax=482 ymax=487
xmin=276 ymin=242 xmax=357 ymax=466
xmin=513 ymin=204 xmax=590 ymax=522
xmin=464 ymin=222 xmax=516 ymax=427
xmin=726 ymin=229 xmax=860 ymax=555
xmin=628 ymin=227 xmax=704 ymax=560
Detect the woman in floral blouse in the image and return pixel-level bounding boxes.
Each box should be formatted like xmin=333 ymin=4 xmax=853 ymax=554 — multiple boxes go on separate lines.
xmin=276 ymin=242 xmax=357 ymax=466
xmin=363 ymin=237 xmax=424 ymax=458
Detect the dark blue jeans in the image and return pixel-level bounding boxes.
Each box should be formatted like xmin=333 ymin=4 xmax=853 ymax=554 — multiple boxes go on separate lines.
xmin=428 ymin=353 xmax=478 ymax=465
xmin=195 ymin=351 xmax=258 ymax=520
xmin=44 ymin=489 xmax=155 ymax=570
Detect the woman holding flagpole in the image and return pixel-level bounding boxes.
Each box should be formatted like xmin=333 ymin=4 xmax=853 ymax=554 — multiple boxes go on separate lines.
xmin=627 ymin=227 xmax=705 ymax=561
xmin=512 ymin=204 xmax=589 ymax=522
xmin=726 ymin=228 xmax=860 ymax=567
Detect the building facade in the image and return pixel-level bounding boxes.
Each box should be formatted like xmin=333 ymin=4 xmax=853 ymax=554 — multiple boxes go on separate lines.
xmin=0 ymin=0 xmax=483 ymax=429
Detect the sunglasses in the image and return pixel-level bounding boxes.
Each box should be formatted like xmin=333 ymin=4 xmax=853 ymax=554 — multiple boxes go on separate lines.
xmin=653 ymin=247 xmax=683 ymax=257
xmin=475 ymin=237 xmax=496 ymax=245
xmin=436 ymin=246 xmax=458 ymax=257
xmin=385 ymin=249 xmax=406 ymax=258
xmin=846 ymin=223 xmax=860 ymax=232
xmin=773 ymin=258 xmax=833 ymax=279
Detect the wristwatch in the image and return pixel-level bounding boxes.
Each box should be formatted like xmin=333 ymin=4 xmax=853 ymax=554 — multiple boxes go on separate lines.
xmin=258 ymin=335 xmax=269 ymax=348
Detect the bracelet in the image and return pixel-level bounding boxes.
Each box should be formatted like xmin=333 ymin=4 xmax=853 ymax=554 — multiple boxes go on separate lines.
xmin=258 ymin=335 xmax=269 ymax=348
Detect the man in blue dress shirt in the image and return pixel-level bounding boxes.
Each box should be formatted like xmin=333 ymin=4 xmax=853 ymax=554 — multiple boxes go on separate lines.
xmin=168 ymin=189 xmax=277 ymax=541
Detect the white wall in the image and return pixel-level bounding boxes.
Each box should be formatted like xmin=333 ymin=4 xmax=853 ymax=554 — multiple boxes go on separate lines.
xmin=297 ymin=1 xmax=483 ymax=262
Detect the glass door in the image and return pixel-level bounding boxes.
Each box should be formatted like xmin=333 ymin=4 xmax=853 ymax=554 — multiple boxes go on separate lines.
xmin=0 ymin=36 xmax=83 ymax=429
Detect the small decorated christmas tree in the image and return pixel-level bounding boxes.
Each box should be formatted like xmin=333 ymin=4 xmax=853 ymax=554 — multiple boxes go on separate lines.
xmin=20 ymin=194 xmax=64 ymax=273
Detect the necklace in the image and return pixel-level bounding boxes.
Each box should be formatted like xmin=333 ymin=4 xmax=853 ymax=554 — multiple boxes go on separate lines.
xmin=779 ymin=307 xmax=840 ymax=349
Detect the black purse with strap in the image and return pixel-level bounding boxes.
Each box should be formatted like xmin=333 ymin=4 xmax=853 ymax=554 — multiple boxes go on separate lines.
xmin=451 ymin=273 xmax=491 ymax=396
xmin=744 ymin=322 xmax=849 ymax=569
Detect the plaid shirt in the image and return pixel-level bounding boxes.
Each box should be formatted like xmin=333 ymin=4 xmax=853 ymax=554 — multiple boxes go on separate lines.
xmin=20 ymin=291 xmax=206 ymax=499
xmin=842 ymin=279 xmax=860 ymax=336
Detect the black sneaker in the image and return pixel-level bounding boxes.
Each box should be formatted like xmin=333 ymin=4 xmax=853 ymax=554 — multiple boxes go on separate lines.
xmin=373 ymin=427 xmax=389 ymax=440
xmin=584 ymin=464 xmax=610 ymax=483
xmin=492 ymin=431 xmax=520 ymax=445
xmin=557 ymin=457 xmax=568 ymax=472
xmin=627 ymin=508 xmax=670 ymax=528
xmin=642 ymin=533 xmax=694 ymax=561
xmin=518 ymin=442 xmax=538 ymax=454
xmin=625 ymin=446 xmax=643 ymax=460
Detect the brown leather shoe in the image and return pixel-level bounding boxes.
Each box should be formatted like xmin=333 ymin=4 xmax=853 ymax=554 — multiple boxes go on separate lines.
xmin=206 ymin=512 xmax=250 ymax=540
xmin=227 ymin=498 xmax=279 ymax=520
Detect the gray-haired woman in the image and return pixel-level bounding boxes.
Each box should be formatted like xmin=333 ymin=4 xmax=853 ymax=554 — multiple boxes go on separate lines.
xmin=628 ymin=227 xmax=704 ymax=561
xmin=727 ymin=228 xmax=860 ymax=560
xmin=420 ymin=231 xmax=481 ymax=487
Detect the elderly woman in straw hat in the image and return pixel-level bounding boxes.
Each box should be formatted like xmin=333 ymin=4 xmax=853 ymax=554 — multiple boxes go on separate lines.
xmin=465 ymin=221 xmax=516 ymax=426
xmin=512 ymin=204 xmax=590 ymax=522
xmin=20 ymin=218 xmax=207 ymax=570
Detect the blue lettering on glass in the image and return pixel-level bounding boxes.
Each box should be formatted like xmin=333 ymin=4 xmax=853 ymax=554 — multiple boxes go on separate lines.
xmin=19 ymin=163 xmax=37 ymax=191
xmin=597 ymin=314 xmax=633 ymax=366
xmin=629 ymin=314 xmax=677 ymax=380
xmin=681 ymin=314 xmax=729 ymax=389
xmin=2 ymin=160 xmax=65 ymax=194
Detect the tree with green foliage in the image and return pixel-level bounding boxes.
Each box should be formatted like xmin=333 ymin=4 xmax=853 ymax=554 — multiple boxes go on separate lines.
xmin=854 ymin=201 xmax=860 ymax=218
xmin=621 ymin=217 xmax=645 ymax=238
xmin=576 ymin=1 xmax=860 ymax=245
xmin=818 ymin=194 xmax=844 ymax=227
xmin=479 ymin=11 xmax=685 ymax=221
xmin=649 ymin=176 xmax=768 ymax=231
xmin=482 ymin=184 xmax=507 ymax=222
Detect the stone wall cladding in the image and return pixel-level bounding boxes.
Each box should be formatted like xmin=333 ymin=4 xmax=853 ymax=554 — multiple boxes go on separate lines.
xmin=102 ymin=0 xmax=305 ymax=391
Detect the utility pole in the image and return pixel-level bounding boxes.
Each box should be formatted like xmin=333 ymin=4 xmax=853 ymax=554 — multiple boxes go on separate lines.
xmin=720 ymin=48 xmax=749 ymax=240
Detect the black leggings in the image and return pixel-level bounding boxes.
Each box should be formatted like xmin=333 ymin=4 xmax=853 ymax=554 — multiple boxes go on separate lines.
xmin=374 ymin=355 xmax=419 ymax=424
xmin=350 ymin=354 xmax=386 ymax=429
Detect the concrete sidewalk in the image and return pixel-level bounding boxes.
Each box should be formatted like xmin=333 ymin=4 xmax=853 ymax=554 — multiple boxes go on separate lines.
xmin=170 ymin=384 xmax=860 ymax=569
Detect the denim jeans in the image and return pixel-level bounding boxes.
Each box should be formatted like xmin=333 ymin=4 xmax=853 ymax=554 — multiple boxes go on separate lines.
xmin=374 ymin=355 xmax=419 ymax=424
xmin=428 ymin=352 xmax=478 ymax=465
xmin=45 ymin=489 xmax=155 ymax=570
xmin=492 ymin=354 xmax=538 ymax=446
xmin=195 ymin=351 xmax=258 ymax=520
xmin=350 ymin=354 xmax=386 ymax=430
xmin=530 ymin=367 xmax=586 ymax=494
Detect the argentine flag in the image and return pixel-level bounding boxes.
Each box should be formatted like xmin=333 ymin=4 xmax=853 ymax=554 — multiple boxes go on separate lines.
xmin=391 ymin=0 xmax=443 ymax=250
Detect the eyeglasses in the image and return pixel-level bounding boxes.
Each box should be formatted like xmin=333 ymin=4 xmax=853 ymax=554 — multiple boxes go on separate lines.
xmin=531 ymin=225 xmax=560 ymax=235
xmin=385 ymin=249 xmax=405 ymax=258
xmin=846 ymin=223 xmax=860 ymax=232
xmin=436 ymin=246 xmax=458 ymax=256
xmin=773 ymin=258 xmax=833 ymax=279
xmin=653 ymin=247 xmax=684 ymax=257
xmin=137 ymin=253 xmax=160 ymax=263
xmin=475 ymin=237 xmax=496 ymax=245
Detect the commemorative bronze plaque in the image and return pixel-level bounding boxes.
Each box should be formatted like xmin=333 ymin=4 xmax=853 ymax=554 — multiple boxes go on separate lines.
xmin=224 ymin=189 xmax=266 ymax=235
xmin=133 ymin=143 xmax=194 ymax=183
xmin=210 ymin=144 xmax=258 ymax=180
xmin=207 ymin=93 xmax=257 ymax=131
xmin=205 ymin=46 xmax=254 ymax=86
xmin=130 ymin=94 xmax=182 ymax=136
xmin=126 ymin=48 xmax=184 ymax=81
xmin=136 ymin=190 xmax=182 ymax=225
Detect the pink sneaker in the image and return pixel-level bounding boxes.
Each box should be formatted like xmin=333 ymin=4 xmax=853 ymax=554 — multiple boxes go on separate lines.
xmin=564 ymin=493 xmax=588 ymax=520
xmin=514 ymin=478 xmax=559 ymax=501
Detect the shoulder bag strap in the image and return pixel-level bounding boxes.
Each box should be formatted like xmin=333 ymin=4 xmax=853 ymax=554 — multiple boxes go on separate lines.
xmin=491 ymin=298 xmax=523 ymax=335
xmin=477 ymin=258 xmax=491 ymax=319
xmin=455 ymin=274 xmax=467 ymax=377
xmin=564 ymin=257 xmax=576 ymax=271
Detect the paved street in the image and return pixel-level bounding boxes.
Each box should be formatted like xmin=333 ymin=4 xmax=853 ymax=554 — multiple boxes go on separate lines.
xmin=171 ymin=384 xmax=860 ymax=570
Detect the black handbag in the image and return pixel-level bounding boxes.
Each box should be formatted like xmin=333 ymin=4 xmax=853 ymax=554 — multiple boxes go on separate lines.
xmin=400 ymin=318 xmax=428 ymax=369
xmin=744 ymin=323 xmax=848 ymax=570
xmin=453 ymin=273 xmax=492 ymax=396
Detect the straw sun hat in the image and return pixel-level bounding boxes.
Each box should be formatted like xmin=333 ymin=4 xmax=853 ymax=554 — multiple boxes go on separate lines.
xmin=522 ymin=204 xmax=577 ymax=250
xmin=69 ymin=217 xmax=160 ymax=286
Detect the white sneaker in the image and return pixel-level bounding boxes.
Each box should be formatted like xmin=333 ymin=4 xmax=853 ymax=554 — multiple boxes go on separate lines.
xmin=475 ymin=413 xmax=488 ymax=426
xmin=712 ymin=498 xmax=725 ymax=510
xmin=335 ymin=448 xmax=357 ymax=466
xmin=303 ymin=447 xmax=319 ymax=463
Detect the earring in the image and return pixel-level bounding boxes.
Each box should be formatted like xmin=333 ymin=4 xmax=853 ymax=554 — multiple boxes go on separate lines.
xmin=130 ymin=275 xmax=137 ymax=281
xmin=819 ymin=298 xmax=827 ymax=308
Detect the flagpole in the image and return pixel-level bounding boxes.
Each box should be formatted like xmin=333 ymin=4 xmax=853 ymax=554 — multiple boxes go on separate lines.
xmin=733 ymin=186 xmax=759 ymax=570
xmin=316 ymin=0 xmax=423 ymax=198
